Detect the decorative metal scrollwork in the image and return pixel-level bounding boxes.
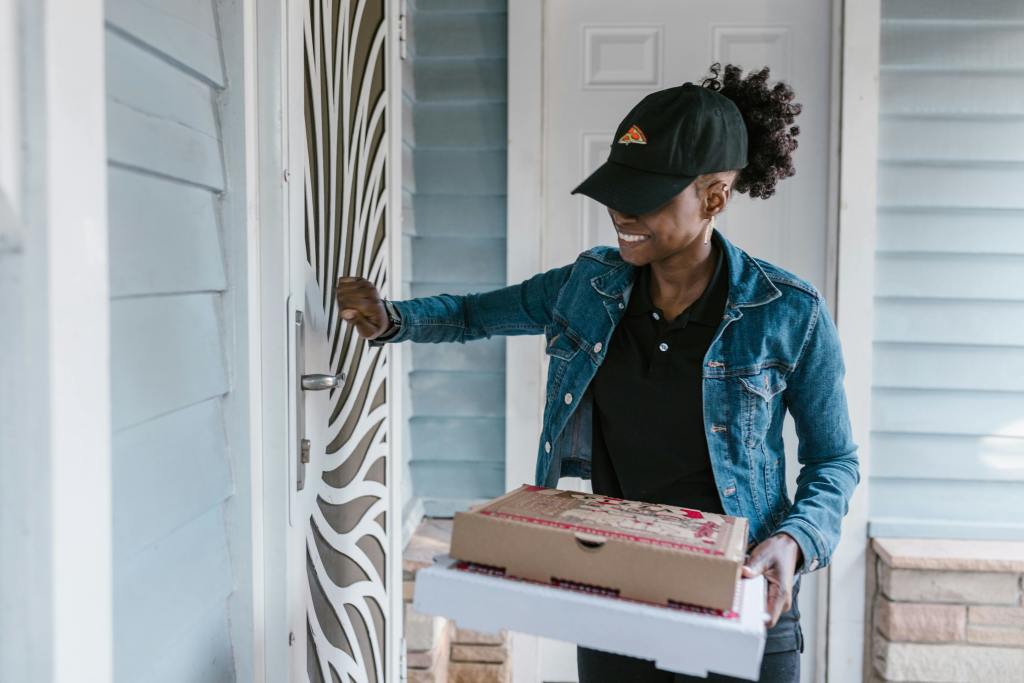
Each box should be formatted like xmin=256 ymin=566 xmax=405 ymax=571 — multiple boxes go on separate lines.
xmin=303 ymin=1 xmax=389 ymax=681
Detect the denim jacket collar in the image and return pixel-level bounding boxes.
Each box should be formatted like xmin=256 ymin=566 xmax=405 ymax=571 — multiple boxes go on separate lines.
xmin=587 ymin=229 xmax=782 ymax=310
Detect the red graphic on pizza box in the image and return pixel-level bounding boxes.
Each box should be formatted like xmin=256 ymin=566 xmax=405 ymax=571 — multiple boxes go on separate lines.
xmin=480 ymin=486 xmax=736 ymax=556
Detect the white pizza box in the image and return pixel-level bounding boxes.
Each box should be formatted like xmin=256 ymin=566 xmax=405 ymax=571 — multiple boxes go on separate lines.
xmin=413 ymin=554 xmax=768 ymax=680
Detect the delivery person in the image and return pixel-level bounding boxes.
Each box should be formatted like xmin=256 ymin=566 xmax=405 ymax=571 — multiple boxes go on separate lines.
xmin=336 ymin=63 xmax=859 ymax=683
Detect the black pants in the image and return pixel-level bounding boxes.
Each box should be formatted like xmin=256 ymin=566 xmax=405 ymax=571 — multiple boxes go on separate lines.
xmin=577 ymin=580 xmax=803 ymax=683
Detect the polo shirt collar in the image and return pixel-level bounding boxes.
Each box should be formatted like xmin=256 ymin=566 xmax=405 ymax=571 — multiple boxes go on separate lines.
xmin=628 ymin=242 xmax=725 ymax=326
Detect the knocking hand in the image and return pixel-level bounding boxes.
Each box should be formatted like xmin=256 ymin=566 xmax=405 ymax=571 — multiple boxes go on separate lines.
xmin=335 ymin=276 xmax=390 ymax=340
xmin=741 ymin=533 xmax=802 ymax=628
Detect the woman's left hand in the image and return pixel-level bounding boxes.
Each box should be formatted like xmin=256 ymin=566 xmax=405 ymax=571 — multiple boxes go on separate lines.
xmin=741 ymin=533 xmax=803 ymax=628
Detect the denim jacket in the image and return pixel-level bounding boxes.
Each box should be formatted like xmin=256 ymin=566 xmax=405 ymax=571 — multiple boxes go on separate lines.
xmin=385 ymin=229 xmax=859 ymax=573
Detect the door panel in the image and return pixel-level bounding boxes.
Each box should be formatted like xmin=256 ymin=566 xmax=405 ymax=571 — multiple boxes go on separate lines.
xmin=291 ymin=1 xmax=392 ymax=681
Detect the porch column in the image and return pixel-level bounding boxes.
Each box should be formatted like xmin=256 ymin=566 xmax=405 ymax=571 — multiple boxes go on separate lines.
xmin=0 ymin=0 xmax=111 ymax=681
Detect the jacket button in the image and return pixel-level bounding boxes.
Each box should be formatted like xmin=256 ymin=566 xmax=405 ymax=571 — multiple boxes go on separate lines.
xmin=618 ymin=302 xmax=625 ymax=310
xmin=808 ymin=557 xmax=819 ymax=572
xmin=564 ymin=392 xmax=573 ymax=405
xmin=593 ymin=342 xmax=603 ymax=353
xmin=544 ymin=441 xmax=551 ymax=454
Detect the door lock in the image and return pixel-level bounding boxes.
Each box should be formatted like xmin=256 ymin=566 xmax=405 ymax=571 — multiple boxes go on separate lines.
xmin=294 ymin=308 xmax=345 ymax=492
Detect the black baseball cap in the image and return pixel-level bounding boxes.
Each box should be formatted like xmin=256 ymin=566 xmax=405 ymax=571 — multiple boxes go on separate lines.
xmin=571 ymin=82 xmax=748 ymax=215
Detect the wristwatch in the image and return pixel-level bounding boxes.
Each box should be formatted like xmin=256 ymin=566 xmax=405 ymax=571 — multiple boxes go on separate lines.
xmin=370 ymin=299 xmax=402 ymax=346
xmin=383 ymin=299 xmax=401 ymax=330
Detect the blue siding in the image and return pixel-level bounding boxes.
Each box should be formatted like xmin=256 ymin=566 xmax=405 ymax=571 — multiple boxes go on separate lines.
xmin=869 ymin=0 xmax=1024 ymax=540
xmin=105 ymin=1 xmax=238 ymax=680
xmin=404 ymin=0 xmax=508 ymax=516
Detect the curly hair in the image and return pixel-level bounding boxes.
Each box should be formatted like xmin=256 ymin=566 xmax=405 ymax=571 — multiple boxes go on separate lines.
xmin=700 ymin=62 xmax=802 ymax=199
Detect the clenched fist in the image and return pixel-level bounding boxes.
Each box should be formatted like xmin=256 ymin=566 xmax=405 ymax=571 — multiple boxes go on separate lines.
xmin=335 ymin=276 xmax=391 ymax=340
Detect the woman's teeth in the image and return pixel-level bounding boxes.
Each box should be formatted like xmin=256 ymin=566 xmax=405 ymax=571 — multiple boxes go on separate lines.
xmin=617 ymin=231 xmax=650 ymax=243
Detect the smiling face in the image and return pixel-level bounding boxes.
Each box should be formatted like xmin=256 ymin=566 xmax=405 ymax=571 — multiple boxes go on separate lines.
xmin=608 ymin=170 xmax=737 ymax=267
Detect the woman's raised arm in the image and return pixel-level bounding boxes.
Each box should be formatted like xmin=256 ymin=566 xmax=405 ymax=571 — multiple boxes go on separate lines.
xmin=335 ymin=262 xmax=576 ymax=345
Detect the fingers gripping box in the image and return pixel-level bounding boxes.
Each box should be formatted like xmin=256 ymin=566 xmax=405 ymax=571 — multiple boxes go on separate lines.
xmin=449 ymin=484 xmax=749 ymax=612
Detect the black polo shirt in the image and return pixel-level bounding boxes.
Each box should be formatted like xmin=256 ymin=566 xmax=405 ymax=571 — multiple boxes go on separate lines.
xmin=591 ymin=243 xmax=728 ymax=513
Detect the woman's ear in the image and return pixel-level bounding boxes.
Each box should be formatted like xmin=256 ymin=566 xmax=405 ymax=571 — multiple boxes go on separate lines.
xmin=702 ymin=180 xmax=730 ymax=218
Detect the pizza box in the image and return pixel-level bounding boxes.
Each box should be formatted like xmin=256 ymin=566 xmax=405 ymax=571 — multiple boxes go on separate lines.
xmin=449 ymin=484 xmax=749 ymax=611
xmin=413 ymin=553 xmax=768 ymax=680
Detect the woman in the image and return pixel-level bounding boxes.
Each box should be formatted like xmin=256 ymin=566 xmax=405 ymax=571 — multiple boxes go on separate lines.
xmin=336 ymin=63 xmax=859 ymax=682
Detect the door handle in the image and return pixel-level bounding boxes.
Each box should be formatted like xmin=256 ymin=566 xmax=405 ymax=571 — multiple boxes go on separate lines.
xmin=301 ymin=372 xmax=346 ymax=391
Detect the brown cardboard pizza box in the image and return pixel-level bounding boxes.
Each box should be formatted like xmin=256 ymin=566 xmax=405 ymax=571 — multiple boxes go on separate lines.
xmin=449 ymin=484 xmax=748 ymax=612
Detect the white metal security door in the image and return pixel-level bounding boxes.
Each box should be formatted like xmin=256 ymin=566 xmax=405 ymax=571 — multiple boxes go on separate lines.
xmin=284 ymin=1 xmax=401 ymax=681
xmin=518 ymin=2 xmax=836 ymax=681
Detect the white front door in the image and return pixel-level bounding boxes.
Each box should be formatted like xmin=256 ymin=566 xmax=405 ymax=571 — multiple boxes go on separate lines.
xmin=531 ymin=1 xmax=835 ymax=681
xmin=284 ymin=1 xmax=401 ymax=681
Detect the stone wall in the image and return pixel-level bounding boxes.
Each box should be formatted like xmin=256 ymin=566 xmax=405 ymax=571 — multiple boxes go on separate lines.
xmin=404 ymin=517 xmax=511 ymax=683
xmin=868 ymin=538 xmax=1024 ymax=682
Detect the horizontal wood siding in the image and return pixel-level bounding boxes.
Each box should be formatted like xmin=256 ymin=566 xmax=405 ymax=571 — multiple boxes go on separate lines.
xmin=105 ymin=1 xmax=237 ymax=679
xmin=405 ymin=1 xmax=508 ymax=516
xmin=870 ymin=0 xmax=1024 ymax=539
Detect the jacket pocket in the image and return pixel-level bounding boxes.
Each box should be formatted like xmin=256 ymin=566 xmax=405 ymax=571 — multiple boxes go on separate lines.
xmin=545 ymin=331 xmax=581 ymax=361
xmin=737 ymin=366 xmax=788 ymax=402
xmin=735 ymin=366 xmax=788 ymax=450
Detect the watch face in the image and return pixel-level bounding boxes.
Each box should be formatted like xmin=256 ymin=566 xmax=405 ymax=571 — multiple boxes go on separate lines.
xmin=384 ymin=300 xmax=401 ymax=325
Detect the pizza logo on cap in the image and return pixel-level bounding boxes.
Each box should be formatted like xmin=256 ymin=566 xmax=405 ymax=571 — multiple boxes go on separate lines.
xmin=617 ymin=124 xmax=647 ymax=145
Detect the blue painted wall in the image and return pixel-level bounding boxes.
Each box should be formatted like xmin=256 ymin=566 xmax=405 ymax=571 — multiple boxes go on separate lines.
xmin=869 ymin=0 xmax=1024 ymax=539
xmin=403 ymin=0 xmax=508 ymax=517
xmin=105 ymin=1 xmax=239 ymax=680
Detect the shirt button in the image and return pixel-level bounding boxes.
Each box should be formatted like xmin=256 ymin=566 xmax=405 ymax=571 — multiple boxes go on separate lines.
xmin=618 ymin=302 xmax=625 ymax=309
xmin=593 ymin=342 xmax=603 ymax=353
xmin=564 ymin=392 xmax=573 ymax=405
xmin=544 ymin=441 xmax=551 ymax=454
xmin=658 ymin=342 xmax=669 ymax=352
xmin=652 ymin=312 xmax=660 ymax=321
xmin=808 ymin=558 xmax=820 ymax=572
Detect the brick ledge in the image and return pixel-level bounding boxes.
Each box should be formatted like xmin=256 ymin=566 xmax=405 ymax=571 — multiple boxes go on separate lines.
xmin=873 ymin=538 xmax=1024 ymax=573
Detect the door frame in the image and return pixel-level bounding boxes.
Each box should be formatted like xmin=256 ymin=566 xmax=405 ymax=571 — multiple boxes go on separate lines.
xmin=506 ymin=1 xmax=879 ymax=681
xmin=245 ymin=0 xmax=407 ymax=680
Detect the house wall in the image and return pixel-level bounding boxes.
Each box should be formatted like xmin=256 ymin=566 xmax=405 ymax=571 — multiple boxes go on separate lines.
xmin=402 ymin=0 xmax=509 ymax=518
xmin=868 ymin=0 xmax=1024 ymax=540
xmin=104 ymin=1 xmax=246 ymax=680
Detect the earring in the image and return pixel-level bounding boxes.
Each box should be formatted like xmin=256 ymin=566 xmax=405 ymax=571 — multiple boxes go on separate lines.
xmin=703 ymin=215 xmax=716 ymax=245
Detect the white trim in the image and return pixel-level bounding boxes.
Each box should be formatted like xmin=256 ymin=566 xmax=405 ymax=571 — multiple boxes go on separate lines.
xmin=217 ymin=0 xmax=262 ymax=679
xmin=505 ymin=0 xmax=545 ymax=495
xmin=386 ymin=0 xmax=407 ymax=678
xmin=38 ymin=8 xmax=112 ymax=675
xmin=251 ymin=0 xmax=291 ymax=680
xmin=0 ymin=0 xmax=111 ymax=680
xmin=241 ymin=0 xmax=267 ymax=676
xmin=0 ymin=0 xmax=18 ymax=233
xmin=826 ymin=1 xmax=881 ymax=681
xmin=402 ymin=495 xmax=427 ymax=550
xmin=811 ymin=1 xmax=847 ymax=679
xmin=507 ymin=3 xmax=545 ymax=680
